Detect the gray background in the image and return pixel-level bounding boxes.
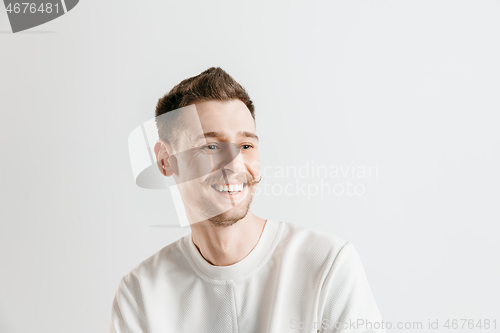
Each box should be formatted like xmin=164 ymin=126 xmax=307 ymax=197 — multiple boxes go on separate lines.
xmin=1 ymin=1 xmax=499 ymax=332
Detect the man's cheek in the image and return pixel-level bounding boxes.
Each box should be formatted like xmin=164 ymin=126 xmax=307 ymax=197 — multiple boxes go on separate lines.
xmin=245 ymin=159 xmax=261 ymax=176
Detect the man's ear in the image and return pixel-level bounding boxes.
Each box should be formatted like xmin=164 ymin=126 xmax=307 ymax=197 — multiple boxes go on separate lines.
xmin=154 ymin=139 xmax=177 ymax=177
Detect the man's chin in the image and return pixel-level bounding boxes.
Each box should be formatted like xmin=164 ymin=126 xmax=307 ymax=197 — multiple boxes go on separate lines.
xmin=207 ymin=204 xmax=251 ymax=227
xmin=186 ymin=184 xmax=256 ymax=226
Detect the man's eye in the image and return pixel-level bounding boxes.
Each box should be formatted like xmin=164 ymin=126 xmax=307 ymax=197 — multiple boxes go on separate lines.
xmin=241 ymin=144 xmax=253 ymax=150
xmin=202 ymin=144 xmax=220 ymax=151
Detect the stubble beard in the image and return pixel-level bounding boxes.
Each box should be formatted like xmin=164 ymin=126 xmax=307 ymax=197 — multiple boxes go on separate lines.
xmin=199 ymin=185 xmax=255 ymax=227
xmin=193 ymin=170 xmax=261 ymax=227
xmin=207 ymin=198 xmax=252 ymax=227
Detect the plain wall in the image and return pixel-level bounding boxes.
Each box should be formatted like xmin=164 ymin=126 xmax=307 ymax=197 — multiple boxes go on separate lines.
xmin=1 ymin=0 xmax=499 ymax=332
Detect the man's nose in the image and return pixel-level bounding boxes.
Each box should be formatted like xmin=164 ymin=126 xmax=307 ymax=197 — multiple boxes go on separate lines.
xmin=221 ymin=148 xmax=245 ymax=175
xmin=214 ymin=143 xmax=244 ymax=174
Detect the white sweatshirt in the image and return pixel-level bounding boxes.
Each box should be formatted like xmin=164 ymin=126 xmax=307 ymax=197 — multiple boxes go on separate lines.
xmin=110 ymin=220 xmax=385 ymax=333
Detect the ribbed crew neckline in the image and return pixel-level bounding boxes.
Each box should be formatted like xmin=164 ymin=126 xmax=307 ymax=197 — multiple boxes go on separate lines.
xmin=182 ymin=219 xmax=283 ymax=281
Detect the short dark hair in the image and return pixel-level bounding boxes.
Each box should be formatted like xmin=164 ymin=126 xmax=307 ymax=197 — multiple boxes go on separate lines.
xmin=155 ymin=67 xmax=255 ymax=149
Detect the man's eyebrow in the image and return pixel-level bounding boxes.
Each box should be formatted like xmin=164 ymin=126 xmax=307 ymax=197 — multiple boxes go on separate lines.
xmin=195 ymin=131 xmax=259 ymax=141
xmin=239 ymin=131 xmax=259 ymax=140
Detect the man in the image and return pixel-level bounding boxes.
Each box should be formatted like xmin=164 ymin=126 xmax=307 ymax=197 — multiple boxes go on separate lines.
xmin=110 ymin=67 xmax=385 ymax=333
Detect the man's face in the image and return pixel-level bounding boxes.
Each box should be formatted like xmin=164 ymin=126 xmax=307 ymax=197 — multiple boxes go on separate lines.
xmin=172 ymin=99 xmax=260 ymax=226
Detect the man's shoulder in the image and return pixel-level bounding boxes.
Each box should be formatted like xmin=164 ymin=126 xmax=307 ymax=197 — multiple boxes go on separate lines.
xmin=278 ymin=221 xmax=349 ymax=265
xmin=123 ymin=235 xmax=189 ymax=283
xmin=281 ymin=220 xmax=348 ymax=247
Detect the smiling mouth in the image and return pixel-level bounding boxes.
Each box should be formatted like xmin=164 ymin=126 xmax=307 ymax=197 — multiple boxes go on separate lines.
xmin=211 ymin=183 xmax=247 ymax=194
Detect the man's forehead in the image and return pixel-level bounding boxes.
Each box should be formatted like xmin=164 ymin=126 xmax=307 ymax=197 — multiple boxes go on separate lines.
xmin=195 ymin=100 xmax=255 ymax=128
xmin=176 ymin=101 xmax=256 ymax=144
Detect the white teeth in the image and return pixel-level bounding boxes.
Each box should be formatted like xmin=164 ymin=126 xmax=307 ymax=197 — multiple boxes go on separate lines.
xmin=214 ymin=183 xmax=244 ymax=193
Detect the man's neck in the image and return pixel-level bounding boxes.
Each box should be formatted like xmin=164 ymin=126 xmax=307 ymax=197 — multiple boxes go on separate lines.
xmin=189 ymin=211 xmax=267 ymax=266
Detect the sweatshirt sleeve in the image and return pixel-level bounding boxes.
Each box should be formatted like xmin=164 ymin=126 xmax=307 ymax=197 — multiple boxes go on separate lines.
xmin=318 ymin=242 xmax=385 ymax=333
xmin=109 ymin=273 xmax=149 ymax=333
